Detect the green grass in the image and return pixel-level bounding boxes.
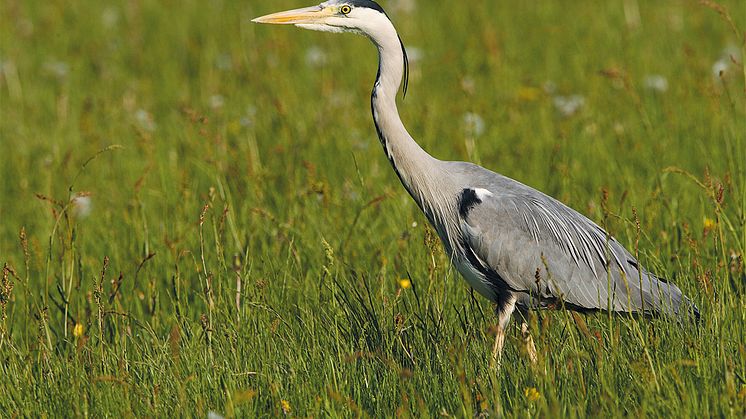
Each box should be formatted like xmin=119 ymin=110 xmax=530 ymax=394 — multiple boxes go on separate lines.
xmin=1 ymin=0 xmax=745 ymax=416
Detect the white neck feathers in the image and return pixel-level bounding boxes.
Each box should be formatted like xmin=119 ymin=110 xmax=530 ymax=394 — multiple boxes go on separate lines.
xmin=362 ymin=10 xmax=444 ymax=226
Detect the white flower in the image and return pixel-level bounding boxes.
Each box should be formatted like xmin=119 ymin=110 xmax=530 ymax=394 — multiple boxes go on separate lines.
xmin=405 ymin=47 xmax=423 ymax=64
xmin=643 ymin=75 xmax=668 ymax=92
xmin=721 ymin=45 xmax=742 ymax=61
xmin=305 ymin=46 xmax=327 ymax=68
xmin=209 ymin=94 xmax=225 ymax=110
xmin=240 ymin=106 xmax=257 ymax=127
xmin=101 ymin=7 xmax=119 ymax=28
xmin=71 ymin=196 xmax=92 ymax=218
xmin=462 ymin=112 xmax=485 ymax=137
xmin=553 ymin=95 xmax=585 ymax=117
xmin=712 ymin=45 xmax=741 ymax=81
xmin=134 ymin=109 xmax=157 ymax=132
xmin=461 ymin=77 xmax=475 ymax=94
xmin=712 ymin=58 xmax=730 ymax=79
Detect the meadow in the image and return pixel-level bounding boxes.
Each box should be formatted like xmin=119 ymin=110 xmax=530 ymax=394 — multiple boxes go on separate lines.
xmin=1 ymin=0 xmax=745 ymax=416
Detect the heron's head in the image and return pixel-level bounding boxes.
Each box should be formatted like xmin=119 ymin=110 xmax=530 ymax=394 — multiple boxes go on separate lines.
xmin=252 ymin=0 xmax=390 ymax=35
xmin=253 ymin=0 xmax=409 ymax=96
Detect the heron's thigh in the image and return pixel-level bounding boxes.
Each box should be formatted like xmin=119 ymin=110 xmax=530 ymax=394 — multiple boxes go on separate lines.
xmin=495 ymin=293 xmax=517 ymax=330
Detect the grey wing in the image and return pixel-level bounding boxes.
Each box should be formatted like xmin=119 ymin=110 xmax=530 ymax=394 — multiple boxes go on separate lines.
xmin=458 ymin=186 xmax=690 ymax=316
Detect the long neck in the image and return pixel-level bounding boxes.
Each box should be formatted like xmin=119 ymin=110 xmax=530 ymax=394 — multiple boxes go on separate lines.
xmin=368 ymin=21 xmax=441 ymax=216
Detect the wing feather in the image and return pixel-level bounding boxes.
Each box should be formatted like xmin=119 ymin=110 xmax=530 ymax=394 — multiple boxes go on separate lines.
xmin=458 ymin=185 xmax=684 ymax=314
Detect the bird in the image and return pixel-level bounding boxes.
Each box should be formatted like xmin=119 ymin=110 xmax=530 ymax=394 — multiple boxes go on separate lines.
xmin=252 ymin=0 xmax=699 ymax=365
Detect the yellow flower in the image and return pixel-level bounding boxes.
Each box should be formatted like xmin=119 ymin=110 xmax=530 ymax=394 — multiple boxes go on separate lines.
xmin=227 ymin=120 xmax=242 ymax=136
xmin=703 ymin=217 xmax=716 ymax=230
xmin=398 ymin=278 xmax=411 ymax=289
xmin=524 ymin=387 xmax=540 ymax=402
xmin=516 ymin=86 xmax=541 ymax=102
xmin=73 ymin=323 xmax=84 ymax=338
xmin=281 ymin=399 xmax=291 ymax=415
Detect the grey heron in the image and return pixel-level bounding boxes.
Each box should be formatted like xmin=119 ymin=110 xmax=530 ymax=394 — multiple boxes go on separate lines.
xmin=252 ymin=0 xmax=699 ymax=364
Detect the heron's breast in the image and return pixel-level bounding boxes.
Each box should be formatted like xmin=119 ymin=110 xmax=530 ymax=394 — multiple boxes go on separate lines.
xmin=451 ymin=255 xmax=498 ymax=302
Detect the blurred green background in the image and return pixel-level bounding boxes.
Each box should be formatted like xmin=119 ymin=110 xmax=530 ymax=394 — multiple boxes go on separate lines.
xmin=1 ymin=0 xmax=744 ymax=416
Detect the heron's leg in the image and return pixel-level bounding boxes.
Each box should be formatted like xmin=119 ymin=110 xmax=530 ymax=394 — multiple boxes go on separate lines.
xmin=491 ymin=295 xmax=517 ymax=369
xmin=517 ymin=307 xmax=538 ymax=364
xmin=490 ymin=322 xmax=506 ymax=365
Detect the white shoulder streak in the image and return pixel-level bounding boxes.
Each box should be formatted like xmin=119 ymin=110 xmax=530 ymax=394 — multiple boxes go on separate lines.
xmin=473 ymin=188 xmax=493 ymax=201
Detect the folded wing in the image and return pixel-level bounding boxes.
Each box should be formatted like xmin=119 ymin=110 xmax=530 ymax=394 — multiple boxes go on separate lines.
xmin=457 ymin=184 xmax=692 ymax=317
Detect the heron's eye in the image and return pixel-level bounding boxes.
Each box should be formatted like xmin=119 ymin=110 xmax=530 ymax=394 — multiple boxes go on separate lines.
xmin=340 ymin=5 xmax=352 ymax=14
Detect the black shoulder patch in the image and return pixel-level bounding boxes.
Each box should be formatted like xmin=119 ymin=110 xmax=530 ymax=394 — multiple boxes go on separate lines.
xmin=459 ymin=188 xmax=482 ymax=218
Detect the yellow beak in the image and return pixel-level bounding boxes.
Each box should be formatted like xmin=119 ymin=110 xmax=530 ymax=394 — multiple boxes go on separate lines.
xmin=251 ymin=6 xmax=331 ymax=25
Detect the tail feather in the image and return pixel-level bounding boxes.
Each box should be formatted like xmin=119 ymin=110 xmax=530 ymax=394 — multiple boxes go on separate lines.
xmin=679 ymin=295 xmax=701 ymax=323
xmin=644 ymin=273 xmax=700 ymax=323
